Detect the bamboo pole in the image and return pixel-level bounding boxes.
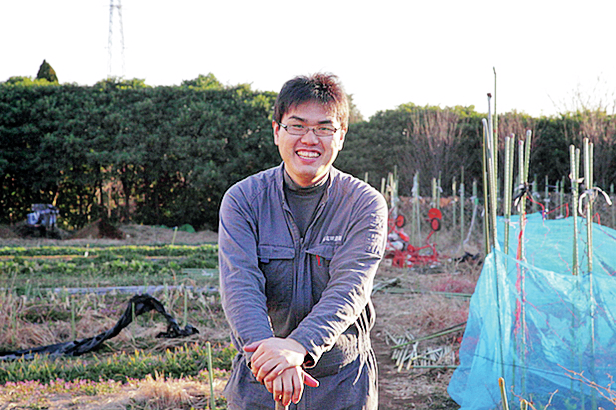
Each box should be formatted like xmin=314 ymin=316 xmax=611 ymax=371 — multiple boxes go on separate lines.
xmin=460 ymin=167 xmax=465 ymax=249
xmin=558 ymin=179 xmax=563 ymax=219
xmin=503 ymin=134 xmax=515 ymax=255
xmin=463 ymin=180 xmax=478 ymax=249
xmin=583 ymin=138 xmax=597 ymax=410
xmin=492 ymin=68 xmax=499 ymax=202
xmin=393 ymin=164 xmax=398 ymax=187
xmin=485 ymin=94 xmax=499 ymax=249
xmin=391 ymin=322 xmax=467 ymax=349
xmin=483 ymin=107 xmax=506 ymax=378
xmin=611 ymin=183 xmax=615 ymax=228
xmin=505 ymin=136 xmax=514 ymax=258
xmin=522 ymin=131 xmax=533 ymax=393
xmin=482 ymin=117 xmax=498 ymax=251
xmin=513 ymin=130 xmax=532 ymax=396
xmin=452 ymin=177 xmax=457 ymax=232
xmin=569 ymin=144 xmax=583 ymax=405
xmin=412 ymin=172 xmax=421 ymax=244
xmin=482 ymin=120 xmax=491 ymax=255
xmin=207 ymin=341 xmax=216 ymax=410
xmin=584 ymin=139 xmax=594 ymax=273
xmin=490 ymin=135 xmax=499 ymax=249
xmin=499 ymin=377 xmax=510 ymax=410
xmin=561 ymin=176 xmax=566 ymax=217
xmin=387 ymin=171 xmax=398 ymax=211
xmin=517 ymin=140 xmax=526 ymax=257
xmin=570 ymin=145 xmax=580 ymax=276
xmin=544 ymin=175 xmax=550 ymax=215
xmin=530 ymin=176 xmax=537 ymax=214
xmin=437 ymin=172 xmax=442 ymax=210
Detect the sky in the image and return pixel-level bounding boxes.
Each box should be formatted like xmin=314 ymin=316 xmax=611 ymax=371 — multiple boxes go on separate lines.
xmin=2 ymin=0 xmax=615 ymax=119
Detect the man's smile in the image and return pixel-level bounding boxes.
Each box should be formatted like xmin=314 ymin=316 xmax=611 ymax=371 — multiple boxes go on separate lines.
xmin=297 ymin=150 xmax=320 ymax=159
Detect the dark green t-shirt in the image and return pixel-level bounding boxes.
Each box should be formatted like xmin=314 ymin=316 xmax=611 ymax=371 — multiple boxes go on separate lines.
xmin=283 ymin=170 xmax=327 ymax=238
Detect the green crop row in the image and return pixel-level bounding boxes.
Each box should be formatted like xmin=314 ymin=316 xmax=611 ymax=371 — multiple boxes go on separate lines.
xmin=0 ymin=246 xmax=219 ymax=293
xmin=0 ymin=342 xmax=235 ymax=384
xmin=0 ymin=244 xmax=218 ymax=258
xmin=1 ymin=253 xmax=217 ymax=274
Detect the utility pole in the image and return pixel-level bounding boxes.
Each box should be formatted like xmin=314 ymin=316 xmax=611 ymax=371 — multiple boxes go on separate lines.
xmin=107 ymin=0 xmax=125 ymax=78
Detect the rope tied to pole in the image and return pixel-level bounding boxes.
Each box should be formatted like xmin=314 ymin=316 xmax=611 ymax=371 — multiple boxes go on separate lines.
xmin=578 ymin=186 xmax=613 ymax=219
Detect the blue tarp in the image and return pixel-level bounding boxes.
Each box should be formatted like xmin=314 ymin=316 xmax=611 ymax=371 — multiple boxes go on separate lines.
xmin=449 ymin=213 xmax=616 ymax=409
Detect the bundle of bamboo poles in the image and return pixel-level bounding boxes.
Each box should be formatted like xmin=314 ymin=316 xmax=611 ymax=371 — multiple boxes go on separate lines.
xmin=386 ymin=328 xmax=460 ymax=371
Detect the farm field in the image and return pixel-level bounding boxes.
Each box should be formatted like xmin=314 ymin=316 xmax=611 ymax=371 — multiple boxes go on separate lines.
xmin=0 ymin=222 xmax=478 ymax=410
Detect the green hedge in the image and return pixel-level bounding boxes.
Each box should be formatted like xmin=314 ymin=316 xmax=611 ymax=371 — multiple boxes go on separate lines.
xmin=0 ymin=75 xmax=279 ymax=230
xmin=3 ymin=75 xmax=615 ymax=230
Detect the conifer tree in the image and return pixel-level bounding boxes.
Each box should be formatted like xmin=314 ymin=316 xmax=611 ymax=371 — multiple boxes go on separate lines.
xmin=36 ymin=59 xmax=58 ymax=83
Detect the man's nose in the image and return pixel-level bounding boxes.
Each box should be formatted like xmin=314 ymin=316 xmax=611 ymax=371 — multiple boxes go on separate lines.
xmin=300 ymin=128 xmax=320 ymax=144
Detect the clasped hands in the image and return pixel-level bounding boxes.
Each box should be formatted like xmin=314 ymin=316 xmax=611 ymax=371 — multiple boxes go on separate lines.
xmin=244 ymin=337 xmax=319 ymax=407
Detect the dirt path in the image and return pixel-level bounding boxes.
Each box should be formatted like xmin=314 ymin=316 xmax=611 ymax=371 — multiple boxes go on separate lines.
xmin=373 ymin=321 xmax=458 ymax=410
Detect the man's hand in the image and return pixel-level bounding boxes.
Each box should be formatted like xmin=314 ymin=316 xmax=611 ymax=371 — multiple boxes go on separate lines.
xmin=244 ymin=337 xmax=306 ymax=384
xmin=270 ymin=366 xmax=319 ymax=406
xmin=244 ymin=337 xmax=319 ymax=405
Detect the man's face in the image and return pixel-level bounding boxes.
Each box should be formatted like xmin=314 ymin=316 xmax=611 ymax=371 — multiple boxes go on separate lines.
xmin=273 ymin=101 xmax=346 ymax=187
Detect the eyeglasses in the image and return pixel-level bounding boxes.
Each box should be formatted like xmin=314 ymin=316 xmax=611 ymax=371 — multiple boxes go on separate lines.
xmin=277 ymin=122 xmax=339 ymax=137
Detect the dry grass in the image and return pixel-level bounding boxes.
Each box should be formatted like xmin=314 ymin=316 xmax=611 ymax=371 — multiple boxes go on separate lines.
xmin=0 ymin=372 xmax=227 ymax=410
xmin=127 ymin=372 xmax=226 ymax=410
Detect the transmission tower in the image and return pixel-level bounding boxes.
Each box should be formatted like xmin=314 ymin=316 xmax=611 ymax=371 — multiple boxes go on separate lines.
xmin=107 ymin=0 xmax=125 ymax=78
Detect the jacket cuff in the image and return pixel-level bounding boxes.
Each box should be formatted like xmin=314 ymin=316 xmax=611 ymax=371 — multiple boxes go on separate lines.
xmin=289 ymin=332 xmax=325 ymax=369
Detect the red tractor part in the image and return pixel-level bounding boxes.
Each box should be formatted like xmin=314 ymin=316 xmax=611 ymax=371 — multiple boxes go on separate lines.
xmin=388 ymin=208 xmax=442 ymax=268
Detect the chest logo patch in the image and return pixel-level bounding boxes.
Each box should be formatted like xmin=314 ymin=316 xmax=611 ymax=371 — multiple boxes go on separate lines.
xmin=322 ymin=235 xmax=343 ymax=244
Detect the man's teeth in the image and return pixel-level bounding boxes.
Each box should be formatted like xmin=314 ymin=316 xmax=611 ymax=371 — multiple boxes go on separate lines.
xmin=297 ymin=151 xmax=319 ymax=158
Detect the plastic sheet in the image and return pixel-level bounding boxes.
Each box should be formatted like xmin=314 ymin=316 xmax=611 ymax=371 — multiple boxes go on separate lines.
xmin=0 ymin=294 xmax=199 ymax=361
xmin=449 ymin=213 xmax=616 ymax=409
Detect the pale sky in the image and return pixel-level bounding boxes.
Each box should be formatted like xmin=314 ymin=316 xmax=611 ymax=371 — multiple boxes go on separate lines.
xmin=2 ymin=0 xmax=615 ymax=119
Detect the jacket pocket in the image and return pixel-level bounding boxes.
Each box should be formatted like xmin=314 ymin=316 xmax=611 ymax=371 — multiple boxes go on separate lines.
xmin=305 ymin=243 xmax=337 ymax=301
xmin=305 ymin=243 xmax=336 ymax=260
xmin=257 ymin=245 xmax=295 ymax=310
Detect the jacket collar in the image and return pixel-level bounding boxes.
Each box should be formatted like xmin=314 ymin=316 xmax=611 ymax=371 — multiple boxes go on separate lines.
xmin=275 ymin=163 xmax=338 ymax=199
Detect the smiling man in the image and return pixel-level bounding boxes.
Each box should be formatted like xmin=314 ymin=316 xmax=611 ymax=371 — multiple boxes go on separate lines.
xmin=218 ymin=73 xmax=388 ymax=410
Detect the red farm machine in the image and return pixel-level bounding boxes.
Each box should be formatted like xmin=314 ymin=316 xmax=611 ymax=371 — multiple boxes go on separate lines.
xmin=385 ymin=208 xmax=443 ymax=268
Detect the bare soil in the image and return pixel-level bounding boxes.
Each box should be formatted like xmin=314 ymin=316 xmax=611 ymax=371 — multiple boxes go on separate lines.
xmin=0 ymin=222 xmax=476 ymax=409
xmin=372 ymin=262 xmax=473 ymax=410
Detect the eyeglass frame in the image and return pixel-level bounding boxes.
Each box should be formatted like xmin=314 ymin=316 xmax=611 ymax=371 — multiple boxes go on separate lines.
xmin=276 ymin=121 xmax=340 ymax=138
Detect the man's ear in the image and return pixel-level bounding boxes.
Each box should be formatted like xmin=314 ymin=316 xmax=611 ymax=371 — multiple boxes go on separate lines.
xmin=272 ymin=120 xmax=280 ymax=146
xmin=337 ymin=127 xmax=347 ymax=150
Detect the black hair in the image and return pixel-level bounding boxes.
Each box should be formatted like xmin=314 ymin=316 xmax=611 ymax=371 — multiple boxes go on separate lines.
xmin=273 ymin=73 xmax=349 ymax=130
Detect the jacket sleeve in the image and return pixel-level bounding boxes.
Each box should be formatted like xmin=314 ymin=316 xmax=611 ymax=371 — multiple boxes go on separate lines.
xmin=289 ymin=188 xmax=388 ymax=366
xmin=218 ymin=185 xmax=274 ymax=359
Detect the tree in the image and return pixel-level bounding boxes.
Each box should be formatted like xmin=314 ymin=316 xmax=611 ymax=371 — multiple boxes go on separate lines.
xmin=36 ymin=60 xmax=58 ymax=83
xmin=347 ymin=94 xmax=364 ymax=124
xmin=181 ymin=73 xmax=223 ymax=90
xmin=338 ymin=104 xmax=483 ymax=196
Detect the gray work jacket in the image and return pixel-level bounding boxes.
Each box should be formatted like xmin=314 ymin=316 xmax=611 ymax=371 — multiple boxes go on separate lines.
xmin=218 ymin=164 xmax=387 ymax=404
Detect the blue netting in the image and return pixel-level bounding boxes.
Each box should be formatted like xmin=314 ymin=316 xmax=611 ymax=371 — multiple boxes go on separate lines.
xmin=448 ymin=213 xmax=616 ymax=410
